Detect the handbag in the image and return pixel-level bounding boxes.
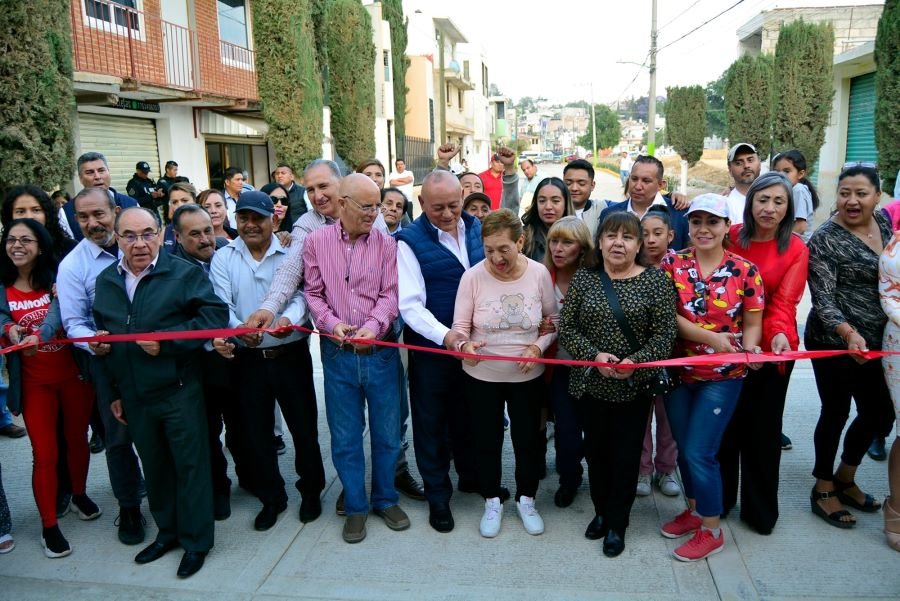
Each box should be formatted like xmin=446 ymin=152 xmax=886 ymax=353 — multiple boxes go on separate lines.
xmin=599 ymin=270 xmax=675 ymax=397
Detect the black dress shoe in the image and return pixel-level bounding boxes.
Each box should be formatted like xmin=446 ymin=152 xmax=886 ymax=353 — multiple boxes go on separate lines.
xmin=89 ymin=431 xmax=104 ymax=454
xmin=214 ymin=493 xmax=231 ymax=521
xmin=135 ymin=539 xmax=179 ymax=564
xmin=428 ymin=503 xmax=454 ymax=533
xmin=585 ymin=515 xmax=608 ymax=540
xmin=554 ymin=485 xmax=578 ymax=508
xmin=602 ymin=529 xmax=625 ymax=557
xmin=299 ymin=495 xmax=322 ymax=523
xmin=254 ymin=503 xmax=286 ymax=531
xmin=868 ymin=437 xmax=888 ymax=461
xmin=177 ymin=551 xmax=207 ymax=578
xmin=395 ymin=468 xmax=425 ymax=500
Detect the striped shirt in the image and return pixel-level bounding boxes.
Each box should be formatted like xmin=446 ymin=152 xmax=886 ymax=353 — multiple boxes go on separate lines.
xmin=303 ymin=221 xmax=398 ymax=339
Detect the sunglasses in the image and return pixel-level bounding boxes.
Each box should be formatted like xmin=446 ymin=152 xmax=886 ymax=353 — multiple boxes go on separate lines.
xmin=841 ymin=161 xmax=878 ymax=174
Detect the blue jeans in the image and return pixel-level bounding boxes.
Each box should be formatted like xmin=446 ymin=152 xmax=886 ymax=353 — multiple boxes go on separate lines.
xmin=0 ymin=356 xmax=11 ymax=428
xmin=321 ymin=340 xmax=401 ymax=516
xmin=665 ymin=379 xmax=743 ymax=517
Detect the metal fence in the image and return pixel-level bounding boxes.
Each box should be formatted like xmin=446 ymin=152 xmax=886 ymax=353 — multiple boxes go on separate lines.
xmin=399 ymin=136 xmax=434 ymax=185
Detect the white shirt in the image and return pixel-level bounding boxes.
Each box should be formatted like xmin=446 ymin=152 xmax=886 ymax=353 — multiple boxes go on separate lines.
xmin=397 ymin=217 xmax=470 ymax=346
xmin=626 ymin=192 xmax=667 ymax=219
xmin=388 ymin=169 xmax=415 ymax=202
xmin=727 ymin=188 xmax=746 ymax=225
xmin=58 ymin=207 xmax=74 ymax=239
xmin=116 ymin=255 xmax=159 ymax=302
xmin=57 ymin=239 xmax=118 ymax=351
xmin=223 ymin=190 xmax=239 ymax=229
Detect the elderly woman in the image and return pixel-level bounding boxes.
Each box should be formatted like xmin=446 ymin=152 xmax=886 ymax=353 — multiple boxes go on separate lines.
xmin=806 ymin=164 xmax=894 ymax=529
xmin=660 ymin=194 xmax=763 ymax=562
xmin=544 ymin=216 xmax=595 ymax=508
xmin=522 ymin=177 xmax=574 ymax=263
xmin=718 ymin=172 xmax=809 ymax=535
xmin=560 ymin=212 xmax=677 ymax=558
xmin=452 ymin=209 xmax=558 ymax=539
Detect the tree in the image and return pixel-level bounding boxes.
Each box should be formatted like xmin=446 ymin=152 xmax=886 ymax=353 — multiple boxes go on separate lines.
xmin=321 ymin=0 xmax=376 ymax=168
xmin=666 ymin=85 xmax=706 ymax=165
xmin=0 ymin=0 xmax=75 ymax=192
xmin=252 ymin=0 xmax=324 ymax=171
xmin=706 ymin=70 xmax=727 ymax=138
xmin=576 ymin=104 xmax=621 ymax=150
xmin=383 ymin=0 xmax=409 ymax=158
xmin=724 ymin=54 xmax=774 ymax=159
xmin=772 ymin=20 xmax=835 ymax=169
xmin=875 ymin=0 xmax=900 ymax=195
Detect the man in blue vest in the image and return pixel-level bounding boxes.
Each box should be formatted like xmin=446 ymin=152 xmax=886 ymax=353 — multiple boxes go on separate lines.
xmin=395 ymin=170 xmax=484 ymax=533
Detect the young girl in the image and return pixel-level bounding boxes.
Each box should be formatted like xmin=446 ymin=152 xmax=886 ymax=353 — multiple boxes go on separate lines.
xmin=772 ymin=150 xmax=820 ymax=242
xmin=636 ymin=207 xmax=682 ymax=498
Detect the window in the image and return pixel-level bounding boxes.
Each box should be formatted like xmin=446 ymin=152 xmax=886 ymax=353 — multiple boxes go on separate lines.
xmin=463 ymin=60 xmax=470 ymax=81
xmin=217 ymin=0 xmax=253 ymax=69
xmin=428 ymin=99 xmax=435 ymax=142
xmin=383 ymin=51 xmax=391 ymax=82
xmin=84 ymin=0 xmax=141 ymax=36
xmin=446 ymin=84 xmax=452 ymax=107
xmin=458 ymin=89 xmax=464 ymax=110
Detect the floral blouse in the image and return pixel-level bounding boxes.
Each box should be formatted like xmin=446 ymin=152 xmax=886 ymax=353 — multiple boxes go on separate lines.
xmin=660 ymin=248 xmax=765 ymax=383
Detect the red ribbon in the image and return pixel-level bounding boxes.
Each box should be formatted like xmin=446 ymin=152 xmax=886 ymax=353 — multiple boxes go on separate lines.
xmin=3 ymin=324 xmax=891 ymax=369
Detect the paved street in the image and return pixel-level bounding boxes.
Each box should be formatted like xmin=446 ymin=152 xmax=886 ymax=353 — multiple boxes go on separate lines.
xmin=2 ymin=171 xmax=899 ymax=600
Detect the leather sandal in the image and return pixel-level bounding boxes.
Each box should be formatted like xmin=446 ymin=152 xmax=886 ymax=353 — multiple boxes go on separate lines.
xmin=810 ymin=486 xmax=856 ymax=529
xmin=884 ymin=496 xmax=900 ymax=552
xmin=833 ymin=478 xmax=881 ymax=513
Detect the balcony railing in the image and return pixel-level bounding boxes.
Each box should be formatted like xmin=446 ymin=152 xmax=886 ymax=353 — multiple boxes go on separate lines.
xmin=71 ymin=0 xmax=258 ymax=101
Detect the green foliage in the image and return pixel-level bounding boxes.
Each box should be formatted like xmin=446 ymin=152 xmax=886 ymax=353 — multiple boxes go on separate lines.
xmin=641 ymin=127 xmax=666 ymax=147
xmin=252 ymin=0 xmax=323 ymax=170
xmin=771 ymin=20 xmax=834 ymax=167
xmin=0 ymin=0 xmax=75 ymax=192
xmin=706 ymin=70 xmax=727 ymax=138
xmin=666 ymin=86 xmax=706 ymax=165
xmin=383 ymin=0 xmax=408 ymax=157
xmin=875 ymin=0 xmax=900 ymax=194
xmin=724 ymin=54 xmax=774 ymax=159
xmin=322 ymin=0 xmax=376 ymax=168
xmin=576 ymin=104 xmax=621 ymax=150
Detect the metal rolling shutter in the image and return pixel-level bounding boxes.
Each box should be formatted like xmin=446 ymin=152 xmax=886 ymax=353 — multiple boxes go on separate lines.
xmin=845 ymin=72 xmax=878 ymax=164
xmin=77 ymin=113 xmax=160 ymax=190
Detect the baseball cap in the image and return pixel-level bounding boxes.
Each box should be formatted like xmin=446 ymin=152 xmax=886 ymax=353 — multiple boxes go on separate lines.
xmin=727 ymin=143 xmax=757 ymax=163
xmin=235 ymin=191 xmax=274 ymax=216
xmin=136 ymin=161 xmax=151 ymax=172
xmin=686 ymin=194 xmax=730 ymax=219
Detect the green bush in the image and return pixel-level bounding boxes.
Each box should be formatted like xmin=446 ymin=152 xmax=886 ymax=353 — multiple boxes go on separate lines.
xmin=771 ymin=20 xmax=835 ymax=168
xmin=0 ymin=0 xmax=75 ymax=192
xmin=383 ymin=0 xmax=409 ymax=157
xmin=875 ymin=0 xmax=900 ymax=194
xmin=724 ymin=54 xmax=774 ymax=159
xmin=252 ymin=0 xmax=323 ymax=171
xmin=666 ymin=85 xmax=706 ymax=166
xmin=576 ymin=104 xmax=621 ymax=151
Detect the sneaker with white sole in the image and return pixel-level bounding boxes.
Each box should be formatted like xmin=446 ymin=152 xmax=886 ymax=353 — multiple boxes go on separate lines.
xmin=661 ymin=509 xmax=702 ymax=539
xmin=657 ymin=472 xmax=681 ymax=497
xmin=41 ymin=525 xmax=72 ymax=558
xmin=516 ymin=496 xmax=544 ymax=535
xmin=70 ymin=494 xmax=102 ymax=520
xmin=480 ymin=497 xmax=503 ymax=538
xmin=673 ymin=528 xmax=724 ymax=562
xmin=636 ymin=474 xmax=652 ymax=497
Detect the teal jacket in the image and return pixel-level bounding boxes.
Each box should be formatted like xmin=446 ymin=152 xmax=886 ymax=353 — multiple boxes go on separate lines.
xmin=92 ymin=251 xmax=228 ymax=402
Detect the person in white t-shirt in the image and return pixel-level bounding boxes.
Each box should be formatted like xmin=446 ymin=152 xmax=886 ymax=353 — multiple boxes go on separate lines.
xmin=619 ymin=151 xmax=633 ymax=186
xmin=725 ymin=143 xmax=761 ymax=225
xmin=388 ymin=159 xmax=415 ymax=205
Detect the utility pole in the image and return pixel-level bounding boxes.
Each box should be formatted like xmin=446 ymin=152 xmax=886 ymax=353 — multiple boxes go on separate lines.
xmin=590 ymin=82 xmax=597 ymax=166
xmin=647 ymin=0 xmax=658 ymax=156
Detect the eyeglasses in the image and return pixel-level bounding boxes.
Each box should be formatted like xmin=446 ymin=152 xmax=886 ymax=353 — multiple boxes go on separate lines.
xmin=693 ymin=280 xmax=708 ymax=316
xmin=842 ymin=161 xmax=878 ymax=173
xmin=118 ymin=231 xmax=159 ymax=244
xmin=342 ymin=195 xmax=382 ymax=214
xmin=5 ymin=236 xmax=36 ymax=246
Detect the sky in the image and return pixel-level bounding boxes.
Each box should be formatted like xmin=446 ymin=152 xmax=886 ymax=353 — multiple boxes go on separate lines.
xmin=403 ymin=0 xmax=883 ymax=105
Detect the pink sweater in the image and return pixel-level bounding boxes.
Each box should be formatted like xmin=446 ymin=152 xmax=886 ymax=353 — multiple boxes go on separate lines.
xmin=452 ymin=258 xmax=558 ymax=382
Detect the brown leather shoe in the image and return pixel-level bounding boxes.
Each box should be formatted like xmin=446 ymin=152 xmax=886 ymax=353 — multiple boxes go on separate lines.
xmin=374 ymin=505 xmax=410 ymax=531
xmin=342 ymin=514 xmax=367 ymax=543
xmin=0 ymin=424 xmax=26 ymax=438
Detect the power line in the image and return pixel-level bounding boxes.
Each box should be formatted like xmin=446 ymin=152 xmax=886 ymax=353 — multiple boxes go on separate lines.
xmin=657 ymin=0 xmax=746 ymax=53
xmin=614 ymin=51 xmax=652 ymax=105
xmin=658 ymin=0 xmax=705 ymax=32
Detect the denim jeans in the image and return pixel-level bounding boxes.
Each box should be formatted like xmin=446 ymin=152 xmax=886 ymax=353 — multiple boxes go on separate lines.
xmin=0 ymin=357 xmax=11 ymax=428
xmin=665 ymin=378 xmax=743 ymax=517
xmin=321 ymin=339 xmax=401 ymax=516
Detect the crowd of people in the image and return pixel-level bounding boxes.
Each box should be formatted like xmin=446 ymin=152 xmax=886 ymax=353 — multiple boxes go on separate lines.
xmin=0 ymin=141 xmax=898 ymax=575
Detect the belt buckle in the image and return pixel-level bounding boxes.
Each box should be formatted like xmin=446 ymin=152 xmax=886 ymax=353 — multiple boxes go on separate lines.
xmin=261 ymin=348 xmax=278 ymax=359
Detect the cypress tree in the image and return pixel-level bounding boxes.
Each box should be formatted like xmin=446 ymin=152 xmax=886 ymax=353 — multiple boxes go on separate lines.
xmin=252 ymin=0 xmax=323 ymax=170
xmin=771 ymin=20 xmax=835 ymax=168
xmin=383 ymin=0 xmax=409 ymax=158
xmin=875 ymin=0 xmax=900 ymax=194
xmin=0 ymin=0 xmax=75 ymax=192
xmin=724 ymin=54 xmax=774 ymax=159
xmin=666 ymin=85 xmax=706 ymax=166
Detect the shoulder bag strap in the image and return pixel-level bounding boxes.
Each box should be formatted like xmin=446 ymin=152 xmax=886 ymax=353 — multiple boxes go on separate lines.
xmin=599 ymin=270 xmax=641 ymax=355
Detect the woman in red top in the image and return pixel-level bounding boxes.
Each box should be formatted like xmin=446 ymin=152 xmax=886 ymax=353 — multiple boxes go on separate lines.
xmin=718 ymin=171 xmax=809 ymax=535
xmin=0 ymin=219 xmax=97 ymax=558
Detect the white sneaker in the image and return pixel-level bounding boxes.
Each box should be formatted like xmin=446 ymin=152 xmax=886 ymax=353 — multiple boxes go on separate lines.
xmin=657 ymin=472 xmax=681 ymax=497
xmin=636 ymin=474 xmax=652 ymax=497
xmin=516 ymin=496 xmax=544 ymax=535
xmin=480 ymin=497 xmax=503 ymax=538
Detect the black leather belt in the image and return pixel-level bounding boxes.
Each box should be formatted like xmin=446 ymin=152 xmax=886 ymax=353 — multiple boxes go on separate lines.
xmin=240 ymin=339 xmax=305 ymax=360
xmin=329 ymin=330 xmax=397 ymax=356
